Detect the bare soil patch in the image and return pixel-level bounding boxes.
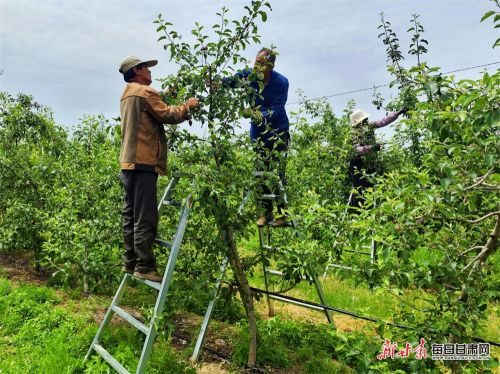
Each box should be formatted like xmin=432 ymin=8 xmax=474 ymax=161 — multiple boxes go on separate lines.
xmin=0 ymin=252 xmax=49 ymax=285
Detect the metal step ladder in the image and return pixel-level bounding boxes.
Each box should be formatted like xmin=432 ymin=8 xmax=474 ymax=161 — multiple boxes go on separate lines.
xmin=238 ymin=170 xmax=297 ymax=227
xmin=256 ymin=223 xmax=334 ymax=325
xmin=84 ymin=172 xmax=194 ymax=374
xmin=190 ymin=171 xmax=334 ymax=362
xmin=323 ymin=192 xmax=377 ymax=275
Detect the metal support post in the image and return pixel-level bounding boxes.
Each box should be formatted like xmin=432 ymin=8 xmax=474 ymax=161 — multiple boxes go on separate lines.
xmin=312 ymin=275 xmax=335 ymax=327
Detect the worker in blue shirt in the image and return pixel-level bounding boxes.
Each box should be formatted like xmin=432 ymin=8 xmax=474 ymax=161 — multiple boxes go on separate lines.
xmin=224 ymin=48 xmax=290 ymax=226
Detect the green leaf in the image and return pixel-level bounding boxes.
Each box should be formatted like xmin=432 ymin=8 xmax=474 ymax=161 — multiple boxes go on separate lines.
xmin=461 ymin=93 xmax=478 ymax=108
xmin=456 ymin=111 xmax=467 ymax=122
xmin=483 ymin=358 xmax=500 ymax=368
xmin=450 ymin=328 xmax=462 ymax=337
xmin=481 ymin=10 xmax=495 ymax=22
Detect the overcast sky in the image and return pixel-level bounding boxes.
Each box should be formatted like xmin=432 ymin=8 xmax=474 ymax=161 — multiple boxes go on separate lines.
xmin=1 ymin=0 xmax=499 ymax=138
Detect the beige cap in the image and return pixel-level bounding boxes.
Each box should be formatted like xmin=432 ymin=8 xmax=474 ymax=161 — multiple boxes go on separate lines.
xmin=350 ymin=109 xmax=370 ymax=127
xmin=118 ymin=55 xmax=158 ymax=74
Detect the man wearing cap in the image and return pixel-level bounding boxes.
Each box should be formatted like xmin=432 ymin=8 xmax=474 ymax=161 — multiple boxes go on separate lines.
xmin=348 ymin=108 xmax=406 ymax=210
xmin=118 ymin=55 xmax=199 ymax=282
xmin=223 ymin=48 xmax=290 ymax=227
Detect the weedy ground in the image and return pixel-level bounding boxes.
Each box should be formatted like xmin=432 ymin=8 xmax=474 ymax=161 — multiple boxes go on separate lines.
xmin=0 ymin=249 xmax=498 ymax=374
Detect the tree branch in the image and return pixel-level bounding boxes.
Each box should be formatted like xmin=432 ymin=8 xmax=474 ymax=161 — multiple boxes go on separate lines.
xmin=385 ymin=289 xmax=423 ymax=313
xmin=467 ymin=211 xmax=500 ymax=224
xmin=464 ymin=166 xmax=496 ymax=191
xmin=462 ymin=215 xmax=500 ymax=272
xmin=458 ymin=246 xmax=484 ymax=257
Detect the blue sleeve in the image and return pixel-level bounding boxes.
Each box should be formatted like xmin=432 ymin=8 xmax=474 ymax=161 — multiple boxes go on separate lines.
xmin=222 ymin=69 xmax=251 ymax=88
xmin=260 ymin=81 xmax=288 ymax=123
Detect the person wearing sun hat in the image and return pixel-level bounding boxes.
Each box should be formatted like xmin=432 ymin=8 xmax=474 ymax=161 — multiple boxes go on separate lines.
xmin=220 ymin=48 xmax=290 ymax=227
xmin=348 ymin=108 xmax=407 ymax=211
xmin=118 ymin=55 xmax=199 ymax=282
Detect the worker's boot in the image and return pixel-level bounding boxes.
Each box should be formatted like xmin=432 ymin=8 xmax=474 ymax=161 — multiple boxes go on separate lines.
xmin=272 ymin=215 xmax=289 ymax=227
xmin=133 ymin=270 xmax=163 ymax=283
xmin=257 ymin=212 xmax=274 ymax=226
xmin=122 ymin=266 xmax=134 ymax=274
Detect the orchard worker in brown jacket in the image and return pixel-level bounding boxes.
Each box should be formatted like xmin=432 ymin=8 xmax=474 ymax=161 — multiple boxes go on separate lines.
xmin=118 ymin=55 xmax=199 ymax=282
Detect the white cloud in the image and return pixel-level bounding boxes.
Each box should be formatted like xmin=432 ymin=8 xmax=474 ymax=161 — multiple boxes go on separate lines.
xmin=0 ymin=0 xmax=498 ymax=133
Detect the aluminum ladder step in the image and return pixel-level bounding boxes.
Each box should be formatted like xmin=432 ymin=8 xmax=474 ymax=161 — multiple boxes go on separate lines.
xmin=131 ymin=275 xmax=162 ymax=290
xmin=260 ymin=194 xmax=280 ymax=200
xmin=344 ymin=249 xmax=371 ymax=255
xmin=111 ymin=306 xmax=149 ymax=335
xmin=162 ymin=200 xmax=182 ymax=207
xmin=93 ymin=344 xmax=130 ymax=374
xmin=265 ymin=268 xmax=309 ymax=281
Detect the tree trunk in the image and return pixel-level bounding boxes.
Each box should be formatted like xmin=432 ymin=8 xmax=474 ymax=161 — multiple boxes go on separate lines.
xmin=207 ymin=72 xmax=257 ymax=367
xmin=448 ymin=335 xmax=462 ymax=374
xmin=83 ymin=246 xmax=89 ymax=294
xmin=219 ymin=221 xmax=257 ymax=367
xmin=458 ymin=214 xmax=499 ymax=302
xmin=449 ymin=215 xmax=499 ymax=374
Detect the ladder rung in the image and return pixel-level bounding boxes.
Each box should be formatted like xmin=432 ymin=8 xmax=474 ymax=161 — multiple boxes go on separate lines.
xmin=344 ymin=249 xmax=371 ymax=255
xmin=266 ymin=269 xmax=309 ymax=281
xmin=261 ymin=245 xmax=273 ymax=251
xmin=93 ymin=344 xmax=130 ymax=374
xmin=112 ymin=306 xmax=149 ymax=335
xmin=162 ymin=200 xmax=181 ymax=207
xmin=260 ymin=194 xmax=279 ymax=200
xmin=132 ymin=276 xmax=162 ymax=290
xmin=271 ymin=221 xmax=295 ymax=228
xmin=154 ymin=239 xmax=172 ymax=248
xmin=327 ymin=264 xmax=353 ymax=270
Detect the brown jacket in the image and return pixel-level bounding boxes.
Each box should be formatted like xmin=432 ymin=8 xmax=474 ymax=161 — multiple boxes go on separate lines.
xmin=119 ymin=82 xmax=188 ymax=175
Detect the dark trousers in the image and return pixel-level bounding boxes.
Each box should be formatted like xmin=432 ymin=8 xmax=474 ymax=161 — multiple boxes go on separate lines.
xmin=348 ymin=157 xmax=374 ymax=211
xmin=254 ymin=132 xmax=290 ymax=216
xmin=121 ymin=170 xmax=158 ymax=273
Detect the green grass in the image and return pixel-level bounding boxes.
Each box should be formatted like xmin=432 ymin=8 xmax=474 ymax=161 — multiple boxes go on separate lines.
xmin=1 ymin=268 xmax=498 ymax=374
xmin=242 ymin=231 xmax=409 ymax=320
xmin=0 ymin=278 xmax=88 ymax=373
xmin=241 ymin=230 xmax=500 ymax=344
xmin=0 ymin=276 xmax=195 ymax=374
xmin=1 ymin=238 xmax=499 ymax=374
xmin=0 ymin=273 xmax=363 ymax=373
